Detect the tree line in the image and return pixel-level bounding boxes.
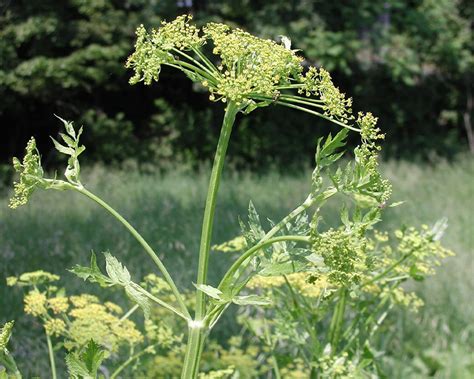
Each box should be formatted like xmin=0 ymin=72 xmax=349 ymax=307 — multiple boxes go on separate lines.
xmin=1 ymin=0 xmax=472 ymax=171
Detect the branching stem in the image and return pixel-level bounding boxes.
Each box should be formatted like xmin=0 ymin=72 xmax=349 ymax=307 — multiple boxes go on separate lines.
xmin=73 ymin=186 xmax=190 ymax=319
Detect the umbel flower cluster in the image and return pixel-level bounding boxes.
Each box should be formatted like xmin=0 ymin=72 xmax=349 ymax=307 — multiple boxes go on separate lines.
xmin=7 ymin=271 xmax=143 ymax=351
xmin=126 ymin=15 xmax=356 ymax=129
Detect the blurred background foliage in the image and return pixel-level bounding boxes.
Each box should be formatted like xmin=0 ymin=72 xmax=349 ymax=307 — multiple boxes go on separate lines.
xmin=0 ymin=0 xmax=473 ymax=173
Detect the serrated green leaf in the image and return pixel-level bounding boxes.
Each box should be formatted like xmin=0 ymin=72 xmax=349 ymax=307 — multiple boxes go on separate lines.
xmin=125 ymin=283 xmax=152 ymax=318
xmin=59 ymin=133 xmax=76 ymax=148
xmin=353 ymin=193 xmax=379 ymax=208
xmin=69 ymin=252 xmax=111 ymax=287
xmin=66 ymin=353 xmax=92 ymax=379
xmin=54 ymin=114 xmax=76 ymax=139
xmin=50 ymin=137 xmax=74 ymax=156
xmin=194 ymin=284 xmax=222 ymax=300
xmin=76 ymin=145 xmax=86 ymax=156
xmin=315 ymin=128 xmax=348 ymax=168
xmin=104 ymin=252 xmax=131 ymax=286
xmin=81 ymin=340 xmax=105 ymax=375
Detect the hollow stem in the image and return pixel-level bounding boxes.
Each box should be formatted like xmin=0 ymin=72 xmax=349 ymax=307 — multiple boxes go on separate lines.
xmin=73 ymin=186 xmax=190 ymax=319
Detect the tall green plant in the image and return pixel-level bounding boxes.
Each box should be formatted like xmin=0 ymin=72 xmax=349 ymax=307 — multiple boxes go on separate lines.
xmin=5 ymin=15 xmax=452 ymax=378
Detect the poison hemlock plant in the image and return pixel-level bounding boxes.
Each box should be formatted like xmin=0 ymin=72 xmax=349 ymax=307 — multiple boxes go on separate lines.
xmin=6 ymin=15 xmax=453 ymax=378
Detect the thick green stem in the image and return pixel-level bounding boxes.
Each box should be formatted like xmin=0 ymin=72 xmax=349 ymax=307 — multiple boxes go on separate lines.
xmin=181 ymin=101 xmax=239 ymax=378
xmin=73 ymin=186 xmax=190 ymax=319
xmin=181 ymin=326 xmax=206 ymax=379
xmin=46 ymin=334 xmax=57 ymax=379
xmin=195 ymin=101 xmax=239 ymax=320
xmin=328 ymin=288 xmax=348 ymax=354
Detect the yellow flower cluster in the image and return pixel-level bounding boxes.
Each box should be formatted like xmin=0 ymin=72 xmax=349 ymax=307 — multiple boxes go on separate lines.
xmin=48 ymin=296 xmax=69 ymax=314
xmin=44 ymin=318 xmax=66 ymax=337
xmin=70 ymin=294 xmax=99 ymax=308
xmin=353 ymin=112 xmax=392 ymax=203
xmin=312 ymin=228 xmax=367 ymax=286
xmin=280 ymin=358 xmax=308 ymax=378
xmin=203 ymin=23 xmax=302 ymax=103
xmin=104 ymin=301 xmax=123 ymax=314
xmin=358 ymin=111 xmax=383 ymax=144
xmin=382 ymin=287 xmax=424 ymax=311
xmin=153 ymin=15 xmax=203 ymax=51
xmin=127 ymin=16 xmax=306 ymax=104
xmin=198 ymin=366 xmax=235 ymax=379
xmin=394 ymin=225 xmax=454 ymax=277
xmin=317 ymin=352 xmax=358 ymax=379
xmin=145 ymin=320 xmax=182 ymax=349
xmin=247 ymin=272 xmax=331 ymax=298
xmin=9 ymin=137 xmax=45 ymax=209
xmin=300 ymin=67 xmax=354 ymax=124
xmin=67 ymin=296 xmax=143 ymax=351
xmin=212 ymin=236 xmax=247 ymax=253
xmin=24 ymin=291 xmax=47 ymax=317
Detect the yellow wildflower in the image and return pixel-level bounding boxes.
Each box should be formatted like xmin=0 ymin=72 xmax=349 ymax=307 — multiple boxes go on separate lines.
xmin=6 ymin=277 xmax=17 ymax=286
xmin=48 ymin=296 xmax=69 ymax=314
xmin=104 ymin=302 xmax=123 ymax=314
xmin=44 ymin=319 xmax=66 ymax=337
xmin=70 ymin=294 xmax=99 ymax=308
xmin=24 ymin=291 xmax=47 ymax=316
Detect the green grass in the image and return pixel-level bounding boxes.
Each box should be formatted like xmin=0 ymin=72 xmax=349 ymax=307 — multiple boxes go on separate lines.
xmin=1 ymin=156 xmax=473 ymax=377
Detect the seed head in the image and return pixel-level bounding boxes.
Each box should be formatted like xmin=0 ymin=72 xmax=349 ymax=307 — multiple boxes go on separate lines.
xmin=300 ymin=67 xmax=354 ymax=124
xmin=9 ymin=137 xmax=44 ymax=209
xmin=0 ymin=321 xmax=14 ymax=351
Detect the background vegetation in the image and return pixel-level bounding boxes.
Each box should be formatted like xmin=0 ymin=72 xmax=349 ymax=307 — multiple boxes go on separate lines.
xmin=1 ymin=0 xmax=473 ymax=171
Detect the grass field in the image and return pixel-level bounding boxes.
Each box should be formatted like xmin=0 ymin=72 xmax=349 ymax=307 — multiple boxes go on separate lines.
xmin=1 ymin=155 xmax=473 ymax=377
